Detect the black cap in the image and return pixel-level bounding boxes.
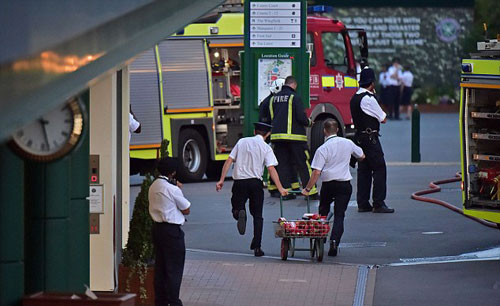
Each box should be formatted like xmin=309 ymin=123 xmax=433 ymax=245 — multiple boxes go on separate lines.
xmin=253 ymin=122 xmax=273 ymax=132
xmin=156 ymin=157 xmax=179 ymax=176
xmin=359 ymin=67 xmax=376 ymax=86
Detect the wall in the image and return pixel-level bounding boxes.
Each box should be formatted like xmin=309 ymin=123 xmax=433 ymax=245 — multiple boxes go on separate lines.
xmin=328 ymin=7 xmax=473 ymax=100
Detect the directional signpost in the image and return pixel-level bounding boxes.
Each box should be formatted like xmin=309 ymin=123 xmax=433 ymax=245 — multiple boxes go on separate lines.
xmin=242 ymin=0 xmax=308 ymax=136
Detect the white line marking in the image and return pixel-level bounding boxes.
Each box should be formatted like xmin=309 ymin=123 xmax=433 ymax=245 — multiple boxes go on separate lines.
xmin=187 ymin=248 xmax=310 ymax=262
xmin=386 ymin=162 xmax=460 ymax=166
xmin=387 ymin=247 xmax=500 ymax=267
xmin=421 ymin=231 xmax=444 ymax=235
xmin=279 ymin=279 xmax=307 ymax=283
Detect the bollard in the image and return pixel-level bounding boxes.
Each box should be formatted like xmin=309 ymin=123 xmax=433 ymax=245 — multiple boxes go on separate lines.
xmin=411 ymin=104 xmax=421 ymax=162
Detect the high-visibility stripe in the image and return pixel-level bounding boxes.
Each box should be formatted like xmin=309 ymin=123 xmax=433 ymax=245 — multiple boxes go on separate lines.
xmin=269 ymin=96 xmax=274 ymax=119
xmin=209 ymin=43 xmax=244 ymax=47
xmin=304 ymin=149 xmax=318 ymax=195
xmin=166 ymin=107 xmax=213 ymax=113
xmin=291 ymin=182 xmax=301 ymax=189
xmin=460 ymin=83 xmax=500 ymax=89
xmin=271 ymin=134 xmax=308 ymax=141
xmin=322 ymin=76 xmax=335 ymax=87
xmin=287 ymin=95 xmax=294 ymax=135
xmin=130 ymin=144 xmax=161 ymax=149
xmin=344 ymin=76 xmax=359 ymax=88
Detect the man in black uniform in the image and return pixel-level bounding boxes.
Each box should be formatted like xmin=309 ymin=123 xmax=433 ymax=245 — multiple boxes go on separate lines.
xmin=350 ymin=67 xmax=395 ymax=213
xmin=261 ymin=75 xmax=318 ymax=199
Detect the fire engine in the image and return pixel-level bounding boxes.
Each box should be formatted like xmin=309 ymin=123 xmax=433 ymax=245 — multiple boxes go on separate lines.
xmin=460 ymin=34 xmax=500 ymax=226
xmin=130 ymin=5 xmax=368 ymax=182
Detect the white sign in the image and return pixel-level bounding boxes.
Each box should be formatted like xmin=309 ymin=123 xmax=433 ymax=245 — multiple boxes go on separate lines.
xmin=89 ymin=185 xmax=104 ymax=214
xmin=251 ymin=40 xmax=300 ymax=48
xmin=249 ymin=1 xmax=301 ymax=48
xmin=257 ymin=58 xmax=292 ymax=104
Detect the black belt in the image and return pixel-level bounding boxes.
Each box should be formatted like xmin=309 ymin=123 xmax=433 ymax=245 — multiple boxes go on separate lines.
xmin=360 ymin=128 xmax=378 ymax=134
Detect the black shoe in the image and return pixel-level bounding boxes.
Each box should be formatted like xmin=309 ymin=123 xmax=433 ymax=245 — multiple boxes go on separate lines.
xmin=357 ymin=206 xmax=373 ymax=212
xmin=373 ymin=205 xmax=395 ymax=213
xmin=269 ymin=190 xmax=280 ymax=198
xmin=305 ymin=193 xmax=319 ymax=201
xmin=328 ymin=240 xmax=338 ymax=257
xmin=237 ymin=210 xmax=247 ymax=234
xmin=281 ymin=194 xmax=296 ymax=201
xmin=254 ymin=247 xmax=265 ymax=257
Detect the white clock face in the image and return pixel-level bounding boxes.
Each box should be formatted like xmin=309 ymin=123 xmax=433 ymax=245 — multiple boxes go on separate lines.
xmin=10 ymin=99 xmax=84 ymax=161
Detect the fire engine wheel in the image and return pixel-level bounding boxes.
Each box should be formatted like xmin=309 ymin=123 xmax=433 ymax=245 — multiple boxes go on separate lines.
xmin=206 ymin=161 xmax=224 ymax=180
xmin=281 ymin=238 xmax=290 ymax=260
xmin=177 ymin=129 xmax=207 ymax=182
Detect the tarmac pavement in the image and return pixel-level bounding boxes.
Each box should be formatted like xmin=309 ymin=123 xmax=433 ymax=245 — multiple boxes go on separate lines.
xmin=130 ymin=113 xmax=500 ymax=306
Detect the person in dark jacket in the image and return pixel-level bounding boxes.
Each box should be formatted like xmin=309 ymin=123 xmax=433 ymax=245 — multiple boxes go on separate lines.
xmin=350 ymin=67 xmax=394 ymax=213
xmin=261 ymin=75 xmax=318 ymax=199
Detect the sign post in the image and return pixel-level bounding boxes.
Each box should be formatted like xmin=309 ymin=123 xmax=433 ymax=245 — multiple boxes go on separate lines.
xmin=242 ymin=0 xmax=309 ymax=136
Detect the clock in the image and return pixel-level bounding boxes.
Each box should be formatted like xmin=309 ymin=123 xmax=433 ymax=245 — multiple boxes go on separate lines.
xmin=9 ymin=98 xmax=85 ymax=162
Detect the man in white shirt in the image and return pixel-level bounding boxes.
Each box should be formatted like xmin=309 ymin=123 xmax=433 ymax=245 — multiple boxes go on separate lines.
xmin=149 ymin=157 xmax=190 ymax=306
xmin=129 ymin=110 xmax=141 ymax=142
xmin=302 ymin=119 xmax=365 ymax=256
xmin=400 ymin=66 xmax=414 ymax=120
xmin=350 ymin=67 xmax=395 ymax=214
xmin=386 ymin=58 xmax=403 ymax=120
xmin=216 ymin=122 xmax=288 ymax=257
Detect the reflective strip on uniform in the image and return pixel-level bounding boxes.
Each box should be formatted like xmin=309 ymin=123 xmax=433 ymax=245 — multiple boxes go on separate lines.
xmin=269 ymin=96 xmax=274 ymax=119
xmin=304 ymin=149 xmax=318 ymax=195
xmin=322 ymin=76 xmax=335 ymax=87
xmin=271 ymin=134 xmax=308 ymax=141
xmin=287 ymin=95 xmax=294 ymax=135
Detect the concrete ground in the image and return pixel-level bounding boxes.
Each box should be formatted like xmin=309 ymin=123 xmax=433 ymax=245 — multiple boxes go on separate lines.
xmin=130 ymin=113 xmax=500 ymax=306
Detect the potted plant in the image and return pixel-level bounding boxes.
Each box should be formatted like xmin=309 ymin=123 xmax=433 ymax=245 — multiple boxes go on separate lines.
xmin=119 ymin=140 xmax=169 ymax=305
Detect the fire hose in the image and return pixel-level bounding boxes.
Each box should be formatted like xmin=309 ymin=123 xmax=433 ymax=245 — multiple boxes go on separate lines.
xmin=411 ymin=173 xmax=499 ymax=229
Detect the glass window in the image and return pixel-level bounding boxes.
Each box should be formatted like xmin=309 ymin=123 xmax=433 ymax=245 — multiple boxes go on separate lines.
xmin=307 ymin=33 xmax=316 ymax=66
xmin=321 ymin=32 xmax=348 ymax=73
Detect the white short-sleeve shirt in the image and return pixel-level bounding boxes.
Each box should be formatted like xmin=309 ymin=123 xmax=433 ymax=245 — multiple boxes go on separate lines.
xmin=129 ymin=113 xmax=140 ymax=142
xmin=386 ymin=66 xmax=402 ymax=86
xmin=311 ymin=135 xmax=364 ymax=182
xmin=401 ymin=71 xmax=414 ymax=87
xmin=357 ymin=88 xmax=387 ymax=122
xmin=229 ymin=135 xmax=278 ymax=180
xmin=148 ymin=176 xmax=191 ymax=225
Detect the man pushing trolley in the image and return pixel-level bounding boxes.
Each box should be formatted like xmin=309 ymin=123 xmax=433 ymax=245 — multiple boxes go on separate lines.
xmin=216 ymin=122 xmax=288 ymax=257
xmin=302 ymin=119 xmax=365 ymax=256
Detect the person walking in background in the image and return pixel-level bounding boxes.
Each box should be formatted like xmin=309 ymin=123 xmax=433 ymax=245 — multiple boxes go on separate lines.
xmin=149 ymin=157 xmax=190 ymax=306
xmin=378 ymin=64 xmax=390 ymax=113
xmin=400 ymin=65 xmax=414 ymax=120
xmin=350 ymin=67 xmax=394 ymax=214
xmin=216 ymin=122 xmax=288 ymax=257
xmin=386 ymin=58 xmax=403 ymax=120
xmin=302 ymin=119 xmax=365 ymax=256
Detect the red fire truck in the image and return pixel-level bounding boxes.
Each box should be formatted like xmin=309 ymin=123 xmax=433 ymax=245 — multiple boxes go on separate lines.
xmin=130 ymin=6 xmax=367 ymax=181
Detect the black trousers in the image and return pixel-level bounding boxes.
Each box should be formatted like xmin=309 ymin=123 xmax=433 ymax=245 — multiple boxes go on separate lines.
xmin=152 ymin=222 xmax=185 ymax=306
xmin=387 ymin=85 xmax=401 ymax=119
xmin=273 ymin=141 xmax=313 ymax=191
xmin=356 ymin=134 xmax=387 ymax=209
xmin=319 ymin=180 xmax=352 ymax=244
xmin=231 ymin=178 xmax=264 ymax=249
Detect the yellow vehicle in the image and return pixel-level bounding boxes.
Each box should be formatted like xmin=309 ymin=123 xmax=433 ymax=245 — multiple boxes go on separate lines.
xmin=459 ymin=36 xmax=500 ymax=226
xmin=129 ymin=13 xmax=245 ymax=181
xmin=130 ymin=7 xmax=366 ymax=182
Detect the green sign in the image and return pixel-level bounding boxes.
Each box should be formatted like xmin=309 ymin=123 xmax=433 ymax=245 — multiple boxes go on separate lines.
xmin=242 ymin=0 xmax=309 ymax=136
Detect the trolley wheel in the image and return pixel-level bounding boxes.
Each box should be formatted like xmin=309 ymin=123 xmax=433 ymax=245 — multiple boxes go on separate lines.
xmin=316 ymin=239 xmax=324 ymax=262
xmin=310 ymin=239 xmax=315 ymax=258
xmin=281 ymin=238 xmax=290 ymax=260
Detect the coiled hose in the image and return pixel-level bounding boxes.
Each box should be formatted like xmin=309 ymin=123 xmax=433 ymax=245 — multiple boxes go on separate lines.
xmin=411 ymin=173 xmax=498 ymax=229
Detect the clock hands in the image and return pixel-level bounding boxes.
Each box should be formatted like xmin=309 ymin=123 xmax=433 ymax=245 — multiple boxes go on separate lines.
xmin=39 ymin=118 xmax=50 ymax=151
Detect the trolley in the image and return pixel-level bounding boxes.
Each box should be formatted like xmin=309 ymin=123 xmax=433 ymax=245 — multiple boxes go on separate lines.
xmin=272 ymin=191 xmax=332 ymax=261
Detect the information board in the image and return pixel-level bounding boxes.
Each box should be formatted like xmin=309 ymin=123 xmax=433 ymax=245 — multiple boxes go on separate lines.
xmin=257 ymin=58 xmax=292 ymax=104
xmin=89 ymin=185 xmax=104 ymax=214
xmin=250 ymin=2 xmax=301 ymax=48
